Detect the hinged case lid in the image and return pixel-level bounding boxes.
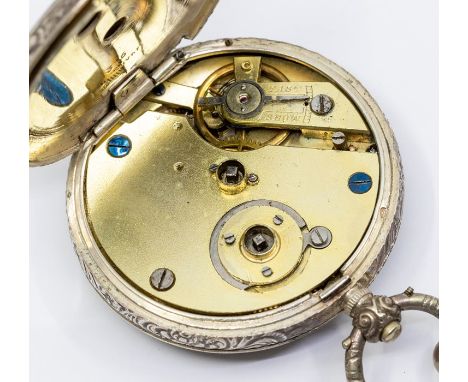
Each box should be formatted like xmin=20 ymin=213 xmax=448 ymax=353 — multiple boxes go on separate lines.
xmin=29 ymin=0 xmax=218 ymax=166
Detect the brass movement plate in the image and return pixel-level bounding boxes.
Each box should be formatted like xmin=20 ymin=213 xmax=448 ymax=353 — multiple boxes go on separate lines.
xmin=67 ymin=39 xmax=402 ymax=352
xmin=84 ymin=55 xmax=380 ymax=315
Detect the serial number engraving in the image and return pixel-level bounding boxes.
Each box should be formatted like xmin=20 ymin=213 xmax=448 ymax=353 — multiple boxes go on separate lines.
xmin=259 ymin=111 xmax=312 ymax=124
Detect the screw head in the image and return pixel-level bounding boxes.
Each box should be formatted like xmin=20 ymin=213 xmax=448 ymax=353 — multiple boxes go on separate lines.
xmin=107 ymin=135 xmax=131 ymax=158
xmin=273 ymin=215 xmax=284 ymax=225
xmin=209 ymin=163 xmax=219 ymax=173
xmin=332 ymin=131 xmax=346 ymax=145
xmin=262 ymin=266 xmax=273 ymax=277
xmin=367 ymin=144 xmax=378 ymax=153
xmin=381 ymin=321 xmax=402 ymax=343
xmin=247 ymin=173 xmax=259 ymax=185
xmin=332 ymin=131 xmax=349 ymax=151
xmin=311 ymin=94 xmax=334 ymax=115
xmin=223 ymin=233 xmax=236 ymax=245
xmin=348 ymin=172 xmax=373 ymax=194
xmin=174 ymin=50 xmax=185 ymax=60
xmin=150 ymin=268 xmax=175 ymax=291
xmin=153 ymin=83 xmax=166 ymax=96
xmin=310 ymin=226 xmax=332 ymax=249
xmin=404 ymin=286 xmax=414 ymax=296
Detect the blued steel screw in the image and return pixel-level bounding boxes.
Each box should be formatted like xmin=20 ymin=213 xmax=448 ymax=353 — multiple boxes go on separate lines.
xmin=153 ymin=83 xmax=166 ymax=96
xmin=150 ymin=268 xmax=175 ymax=291
xmin=348 ymin=172 xmax=373 ymax=194
xmin=107 ymin=135 xmax=131 ymax=158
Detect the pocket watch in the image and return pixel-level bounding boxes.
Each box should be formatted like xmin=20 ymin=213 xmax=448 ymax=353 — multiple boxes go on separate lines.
xmin=29 ymin=1 xmax=439 ymax=380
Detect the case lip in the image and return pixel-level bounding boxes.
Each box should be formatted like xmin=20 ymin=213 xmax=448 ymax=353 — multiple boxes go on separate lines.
xmin=66 ymin=38 xmax=403 ymax=353
xmin=29 ymin=0 xmax=219 ymax=167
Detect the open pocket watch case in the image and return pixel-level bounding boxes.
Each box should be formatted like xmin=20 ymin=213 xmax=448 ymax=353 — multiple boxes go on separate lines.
xmin=29 ymin=1 xmax=439 ymax=380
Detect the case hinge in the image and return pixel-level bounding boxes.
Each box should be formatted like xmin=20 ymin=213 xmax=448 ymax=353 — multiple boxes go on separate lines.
xmin=113 ymin=68 xmax=155 ymax=115
xmin=92 ymin=68 xmax=154 ymax=139
xmin=92 ymin=54 xmax=185 ymax=139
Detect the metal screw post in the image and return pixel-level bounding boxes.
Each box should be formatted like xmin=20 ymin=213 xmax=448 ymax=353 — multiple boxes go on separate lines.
xmin=332 ymin=131 xmax=348 ymax=150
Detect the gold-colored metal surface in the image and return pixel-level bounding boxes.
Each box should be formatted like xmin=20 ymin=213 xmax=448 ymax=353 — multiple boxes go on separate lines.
xmin=85 ymin=112 xmax=378 ymax=314
xmin=84 ymin=54 xmax=380 ymax=315
xmin=30 ymin=0 xmax=407 ymax=356
xmin=234 ymin=56 xmax=261 ymax=82
xmin=67 ymin=39 xmax=402 ymax=351
xmin=216 ymin=205 xmax=304 ymax=286
xmin=220 ymin=81 xmax=369 ymax=134
xmin=192 ymin=58 xmax=292 ymax=151
xmin=29 ymin=0 xmax=218 ymax=166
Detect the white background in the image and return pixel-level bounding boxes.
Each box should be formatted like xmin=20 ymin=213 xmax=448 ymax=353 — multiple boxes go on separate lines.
xmin=29 ymin=1 xmax=438 ymax=381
